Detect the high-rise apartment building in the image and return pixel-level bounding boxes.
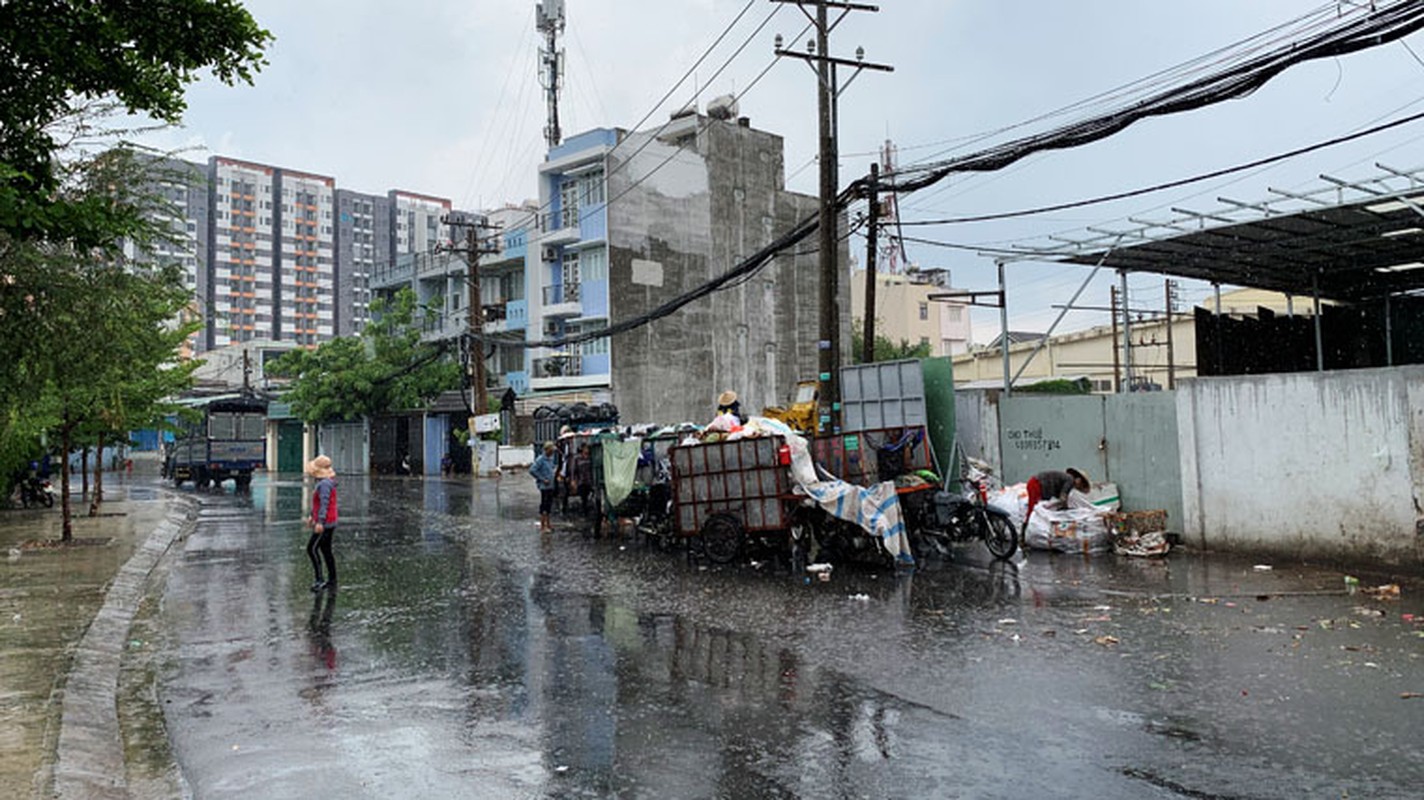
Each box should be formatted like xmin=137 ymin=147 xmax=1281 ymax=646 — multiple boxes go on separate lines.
xmin=390 ymin=191 xmax=451 ymax=257
xmin=206 ymin=157 xmax=335 ymax=350
xmin=126 ymin=157 xmax=209 ymax=356
xmin=334 ymin=189 xmax=392 ymax=336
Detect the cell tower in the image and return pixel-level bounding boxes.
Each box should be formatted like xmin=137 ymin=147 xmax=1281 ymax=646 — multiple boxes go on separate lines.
xmin=537 ymin=1 xmax=566 ymax=149
xmin=878 ymin=139 xmax=904 ymax=273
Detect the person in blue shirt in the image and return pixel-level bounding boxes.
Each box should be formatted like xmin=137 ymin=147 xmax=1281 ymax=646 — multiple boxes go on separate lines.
xmin=529 ymin=441 xmax=558 ymax=533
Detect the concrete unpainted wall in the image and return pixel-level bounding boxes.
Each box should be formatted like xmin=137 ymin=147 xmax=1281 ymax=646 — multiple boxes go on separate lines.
xmin=1177 ymin=367 xmax=1424 ymax=564
xmin=606 ymin=118 xmax=849 ymax=424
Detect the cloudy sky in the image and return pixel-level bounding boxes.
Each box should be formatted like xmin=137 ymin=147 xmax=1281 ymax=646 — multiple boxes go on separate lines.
xmin=144 ymin=0 xmax=1424 ymax=338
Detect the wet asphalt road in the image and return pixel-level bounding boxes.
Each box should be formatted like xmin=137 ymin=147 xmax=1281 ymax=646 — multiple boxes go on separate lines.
xmin=153 ymin=474 xmax=1424 ymax=799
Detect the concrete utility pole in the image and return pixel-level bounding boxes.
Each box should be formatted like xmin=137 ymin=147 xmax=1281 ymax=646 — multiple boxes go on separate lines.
xmin=862 ymin=161 xmax=878 ymax=363
xmin=1165 ymin=279 xmax=1177 ymax=390
xmin=773 ymin=0 xmax=891 ymax=433
xmin=442 ymin=216 xmax=503 ymax=423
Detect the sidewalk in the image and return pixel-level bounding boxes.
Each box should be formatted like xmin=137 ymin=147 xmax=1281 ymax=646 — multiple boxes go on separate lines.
xmin=0 ymin=472 xmax=191 ymax=799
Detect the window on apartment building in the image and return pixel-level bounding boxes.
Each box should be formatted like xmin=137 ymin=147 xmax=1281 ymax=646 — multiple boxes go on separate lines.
xmin=947 ymin=306 xmax=962 ymax=322
xmin=580 ymin=322 xmax=608 ymax=355
xmin=919 ymin=302 xmax=928 ymax=320
xmin=581 ymin=248 xmax=607 ymax=281
xmin=562 ymin=251 xmax=580 ymax=286
xmin=560 ymin=179 xmax=579 ymax=229
xmin=920 ymin=337 xmax=930 ymax=347
xmin=582 ymin=170 xmax=605 ymax=205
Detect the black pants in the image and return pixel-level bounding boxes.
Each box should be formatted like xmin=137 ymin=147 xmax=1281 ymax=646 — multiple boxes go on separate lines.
xmin=306 ymin=525 xmax=337 ymax=584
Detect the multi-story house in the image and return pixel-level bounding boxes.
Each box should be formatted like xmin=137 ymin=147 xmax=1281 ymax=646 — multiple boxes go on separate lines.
xmin=528 ymin=112 xmax=843 ymax=423
xmin=205 ymin=157 xmax=335 ymax=351
xmin=851 ymin=267 xmax=973 ymax=357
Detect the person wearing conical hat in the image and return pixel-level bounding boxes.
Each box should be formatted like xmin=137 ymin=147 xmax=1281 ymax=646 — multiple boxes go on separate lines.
xmin=716 ymin=389 xmax=746 ymax=425
xmin=304 ymin=455 xmax=339 ymax=592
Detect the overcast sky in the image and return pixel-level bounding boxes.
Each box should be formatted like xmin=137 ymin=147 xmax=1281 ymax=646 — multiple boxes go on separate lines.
xmin=143 ymin=0 xmax=1424 ymax=339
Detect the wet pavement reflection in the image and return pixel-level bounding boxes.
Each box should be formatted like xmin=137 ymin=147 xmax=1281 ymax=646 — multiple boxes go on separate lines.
xmin=157 ymin=475 xmax=1424 ymax=798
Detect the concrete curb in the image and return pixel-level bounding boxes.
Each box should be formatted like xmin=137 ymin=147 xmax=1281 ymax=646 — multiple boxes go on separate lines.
xmin=52 ymin=496 xmax=198 ymax=800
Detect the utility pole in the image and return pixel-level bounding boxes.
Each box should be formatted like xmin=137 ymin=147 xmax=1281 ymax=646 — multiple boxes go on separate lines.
xmin=861 ymin=160 xmax=878 ymax=363
xmin=1110 ymin=286 xmax=1121 ymax=393
xmin=442 ymin=215 xmax=502 ymax=424
xmin=1165 ymin=279 xmax=1177 ymax=390
xmin=773 ymin=0 xmax=891 ymax=433
xmin=1119 ymin=269 xmax=1132 ymax=392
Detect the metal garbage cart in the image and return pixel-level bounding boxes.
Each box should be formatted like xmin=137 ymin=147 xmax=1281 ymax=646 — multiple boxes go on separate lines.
xmin=669 ymin=434 xmax=803 ymax=564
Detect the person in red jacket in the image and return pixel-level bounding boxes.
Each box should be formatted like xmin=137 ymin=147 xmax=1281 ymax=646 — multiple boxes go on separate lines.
xmin=1026 ymin=467 xmax=1090 ymax=522
xmin=305 ymin=455 xmax=339 ymax=592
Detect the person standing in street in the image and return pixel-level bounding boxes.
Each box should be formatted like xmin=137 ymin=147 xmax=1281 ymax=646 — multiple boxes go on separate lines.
xmin=305 ymin=454 xmax=339 ymax=592
xmin=1025 ymin=467 xmax=1090 ymax=521
xmin=529 ymin=441 xmax=558 ymax=533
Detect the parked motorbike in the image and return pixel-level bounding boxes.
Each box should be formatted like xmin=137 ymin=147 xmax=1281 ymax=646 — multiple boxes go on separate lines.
xmin=903 ymin=462 xmax=1018 ymax=561
xmin=17 ymin=475 xmax=56 ymax=509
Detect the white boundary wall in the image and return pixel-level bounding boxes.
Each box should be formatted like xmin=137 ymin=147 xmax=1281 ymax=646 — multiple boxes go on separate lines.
xmin=1177 ymin=366 xmax=1424 ymax=564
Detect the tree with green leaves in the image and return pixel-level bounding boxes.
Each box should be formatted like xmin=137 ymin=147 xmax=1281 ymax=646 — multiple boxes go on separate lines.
xmin=269 ymin=289 xmax=461 ymax=425
xmin=0 ymin=0 xmax=270 ymax=244
xmin=850 ymin=323 xmax=934 ymax=364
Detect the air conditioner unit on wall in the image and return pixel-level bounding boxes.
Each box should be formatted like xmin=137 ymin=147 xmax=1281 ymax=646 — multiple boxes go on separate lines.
xmin=542 ymin=245 xmax=558 ymax=262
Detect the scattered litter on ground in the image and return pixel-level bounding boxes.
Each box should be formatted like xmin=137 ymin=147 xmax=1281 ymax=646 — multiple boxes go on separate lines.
xmin=1362 ymin=583 xmax=1401 ymax=599
xmin=1094 ymin=635 xmax=1120 ymax=647
xmin=1401 ymin=692 xmax=1422 ymax=700
xmin=998 ymin=618 xmax=1018 ymax=625
xmin=1253 ymin=564 xmax=1273 ymax=571
xmin=1353 ymin=606 xmax=1386 ymax=618
xmin=848 ymin=594 xmax=870 ymax=602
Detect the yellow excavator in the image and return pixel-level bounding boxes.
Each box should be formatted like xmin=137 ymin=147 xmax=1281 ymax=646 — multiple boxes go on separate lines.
xmin=761 ymin=379 xmax=821 ymax=435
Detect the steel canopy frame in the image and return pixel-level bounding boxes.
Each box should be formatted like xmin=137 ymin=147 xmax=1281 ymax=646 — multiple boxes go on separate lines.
xmin=1002 ymin=162 xmax=1424 ymax=303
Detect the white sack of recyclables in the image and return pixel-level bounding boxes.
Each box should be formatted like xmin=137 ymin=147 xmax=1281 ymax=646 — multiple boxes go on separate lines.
xmin=1024 ymin=503 xmax=1112 ymax=554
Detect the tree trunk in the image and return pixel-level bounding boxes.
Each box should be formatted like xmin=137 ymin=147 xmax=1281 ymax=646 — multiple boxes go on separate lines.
xmin=81 ymin=447 xmax=89 ymax=497
xmin=89 ymin=433 xmax=105 ymax=516
xmin=60 ymin=422 xmax=73 ymax=542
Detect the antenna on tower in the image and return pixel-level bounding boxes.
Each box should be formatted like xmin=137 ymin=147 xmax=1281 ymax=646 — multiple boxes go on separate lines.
xmin=879 ymin=139 xmax=904 ymax=273
xmin=537 ymin=0 xmax=566 ymax=149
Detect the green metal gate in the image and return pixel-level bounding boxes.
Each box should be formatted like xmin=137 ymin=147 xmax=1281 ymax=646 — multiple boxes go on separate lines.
xmin=276 ymin=420 xmax=304 ymax=473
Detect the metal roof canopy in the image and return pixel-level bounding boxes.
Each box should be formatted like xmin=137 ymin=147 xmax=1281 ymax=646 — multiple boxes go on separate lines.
xmin=1008 ymin=162 xmax=1424 ymax=302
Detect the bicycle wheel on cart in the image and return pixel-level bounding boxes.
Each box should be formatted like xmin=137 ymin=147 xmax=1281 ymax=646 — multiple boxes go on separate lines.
xmin=700 ymin=513 xmax=744 ymax=564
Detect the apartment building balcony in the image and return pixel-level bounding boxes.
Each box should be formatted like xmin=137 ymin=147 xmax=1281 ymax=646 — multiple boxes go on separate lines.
xmin=531 ymin=354 xmax=583 ymax=378
xmin=371 ymin=260 xmax=414 ymax=289
xmin=542 ymin=282 xmax=581 ymax=318
xmin=480 ymin=301 xmax=509 ymax=333
xmin=528 ymin=352 xmax=609 ymax=392
xmin=539 ymin=212 xmax=581 ymax=246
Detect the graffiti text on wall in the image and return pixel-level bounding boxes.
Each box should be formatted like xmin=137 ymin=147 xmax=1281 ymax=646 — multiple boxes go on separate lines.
xmin=1006 ymin=427 xmax=1061 ymax=452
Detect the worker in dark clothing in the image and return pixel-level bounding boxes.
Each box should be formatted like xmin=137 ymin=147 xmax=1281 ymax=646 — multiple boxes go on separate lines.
xmin=1026 ymin=467 xmax=1090 ymax=521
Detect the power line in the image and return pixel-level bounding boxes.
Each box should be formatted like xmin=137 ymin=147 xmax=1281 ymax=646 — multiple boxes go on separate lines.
xmin=896 ymin=108 xmax=1424 ymax=226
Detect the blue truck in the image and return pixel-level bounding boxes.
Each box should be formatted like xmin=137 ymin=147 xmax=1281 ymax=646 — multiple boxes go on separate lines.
xmin=165 ymin=393 xmax=268 ymax=489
